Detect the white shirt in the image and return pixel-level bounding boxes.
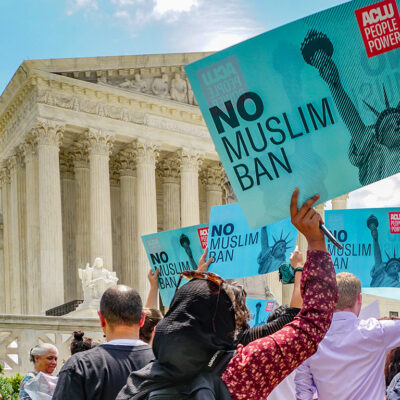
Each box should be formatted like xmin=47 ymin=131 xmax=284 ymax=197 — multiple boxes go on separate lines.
xmin=102 ymin=339 xmax=148 ymax=346
xmin=295 ymin=312 xmax=400 ymax=400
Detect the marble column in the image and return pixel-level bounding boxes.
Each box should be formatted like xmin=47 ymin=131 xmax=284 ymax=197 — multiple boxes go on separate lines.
xmin=86 ymin=129 xmax=114 ymax=269
xmin=60 ymin=152 xmax=77 ymax=302
xmin=0 ymin=167 xmax=10 ymax=313
xmin=119 ymin=148 xmax=137 ymax=287
xmin=8 ymin=155 xmax=22 ymax=314
xmin=73 ymin=144 xmax=90 ymax=298
xmin=23 ymin=138 xmax=41 ymax=314
xmin=332 ymin=194 xmax=349 ymax=210
xmin=136 ymin=141 xmax=159 ymax=299
xmin=201 ymin=164 xmax=225 ymax=220
xmin=159 ymin=157 xmax=180 ymax=231
xmin=110 ymin=160 xmax=122 ymax=281
xmin=16 ymin=151 xmax=27 ymax=314
xmin=179 ymin=149 xmax=202 ymax=227
xmin=34 ymin=119 xmax=65 ymax=312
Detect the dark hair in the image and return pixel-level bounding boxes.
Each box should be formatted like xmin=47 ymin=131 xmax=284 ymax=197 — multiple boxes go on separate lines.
xmin=385 ymin=347 xmax=400 ymax=386
xmin=267 ymin=305 xmax=289 ymax=323
xmin=139 ymin=308 xmax=163 ymax=343
xmin=223 ymin=283 xmax=250 ymax=337
xmin=100 ymin=285 xmax=143 ymax=326
xmin=70 ymin=331 xmax=93 ymax=355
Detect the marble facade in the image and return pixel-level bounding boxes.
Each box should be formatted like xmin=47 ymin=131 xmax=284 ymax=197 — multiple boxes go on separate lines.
xmin=0 ymin=53 xmax=228 ymax=314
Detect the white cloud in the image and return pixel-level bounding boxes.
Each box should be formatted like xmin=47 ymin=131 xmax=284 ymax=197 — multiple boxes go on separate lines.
xmin=348 ymin=174 xmax=400 ymax=209
xmin=66 ymin=0 xmax=98 ymax=15
xmin=154 ymin=0 xmax=263 ymax=51
xmin=113 ymin=10 xmax=130 ymax=19
xmin=153 ymin=0 xmax=199 ymax=15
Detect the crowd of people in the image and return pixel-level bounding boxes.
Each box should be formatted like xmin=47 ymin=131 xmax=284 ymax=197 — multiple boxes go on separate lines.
xmin=14 ymin=190 xmax=400 ymax=400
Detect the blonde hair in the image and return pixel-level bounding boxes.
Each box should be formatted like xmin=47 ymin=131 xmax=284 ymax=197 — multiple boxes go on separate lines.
xmin=336 ymin=272 xmax=361 ymax=310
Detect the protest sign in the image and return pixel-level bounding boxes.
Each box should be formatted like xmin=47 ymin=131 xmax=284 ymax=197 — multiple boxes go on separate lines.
xmin=142 ymin=224 xmax=209 ymax=306
xmin=185 ymin=0 xmax=400 ymax=229
xmin=207 ymin=203 xmax=297 ymax=279
xmin=359 ymin=300 xmax=381 ymax=320
xmin=325 ymin=208 xmax=400 ymax=296
xmin=246 ymin=298 xmax=276 ymax=328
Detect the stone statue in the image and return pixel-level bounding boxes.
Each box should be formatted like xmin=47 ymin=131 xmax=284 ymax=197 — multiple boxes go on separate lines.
xmin=170 ymin=73 xmax=188 ymax=103
xmin=79 ymin=257 xmax=118 ymax=301
xmin=151 ymin=74 xmax=170 ymax=98
xmin=187 ymin=84 xmax=198 ymax=105
xmin=119 ymin=78 xmax=135 ymax=89
xmin=131 ymin=73 xmax=150 ymax=93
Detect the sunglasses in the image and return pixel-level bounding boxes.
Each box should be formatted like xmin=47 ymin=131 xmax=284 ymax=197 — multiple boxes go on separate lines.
xmin=175 ymin=271 xmax=225 ymax=332
xmin=175 ymin=270 xmax=225 ymax=295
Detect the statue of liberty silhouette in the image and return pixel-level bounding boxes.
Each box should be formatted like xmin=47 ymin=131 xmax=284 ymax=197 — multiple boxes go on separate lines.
xmin=301 ymin=30 xmax=400 ymax=186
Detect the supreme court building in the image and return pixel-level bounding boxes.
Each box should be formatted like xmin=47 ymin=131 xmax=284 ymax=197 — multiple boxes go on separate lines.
xmin=0 ymin=52 xmax=231 ymax=315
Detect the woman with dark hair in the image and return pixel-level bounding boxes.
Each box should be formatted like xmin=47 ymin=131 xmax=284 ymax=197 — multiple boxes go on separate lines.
xmin=70 ymin=331 xmax=93 ymax=355
xmin=117 ymin=190 xmax=338 ymax=400
xmin=386 ymin=347 xmax=400 ymax=399
xmin=140 ymin=309 xmax=163 ymax=346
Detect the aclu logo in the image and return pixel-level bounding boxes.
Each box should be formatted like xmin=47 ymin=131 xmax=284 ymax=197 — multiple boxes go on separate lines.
xmin=355 ymin=0 xmax=400 ymax=57
xmin=196 ymin=56 xmax=247 ymax=108
xmin=389 ymin=211 xmax=400 ymax=234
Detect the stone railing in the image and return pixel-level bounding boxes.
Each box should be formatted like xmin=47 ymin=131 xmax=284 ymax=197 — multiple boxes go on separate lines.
xmin=0 ymin=315 xmax=103 ymax=377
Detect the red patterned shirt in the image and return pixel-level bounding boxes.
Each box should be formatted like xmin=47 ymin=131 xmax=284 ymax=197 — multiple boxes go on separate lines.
xmin=221 ymin=250 xmax=338 ymax=400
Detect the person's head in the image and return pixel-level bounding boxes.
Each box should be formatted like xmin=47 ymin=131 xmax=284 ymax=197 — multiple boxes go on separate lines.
xmin=29 ymin=343 xmax=58 ymax=374
xmin=335 ymin=272 xmax=362 ymax=316
xmin=70 ymin=330 xmax=93 ymax=355
xmin=98 ymin=285 xmax=145 ymax=338
xmin=153 ymin=275 xmax=243 ymax=379
xmin=267 ymin=305 xmax=289 ymax=323
xmin=223 ymin=282 xmax=250 ymax=334
xmin=385 ymin=347 xmax=400 ymax=386
xmin=139 ymin=308 xmax=163 ymax=345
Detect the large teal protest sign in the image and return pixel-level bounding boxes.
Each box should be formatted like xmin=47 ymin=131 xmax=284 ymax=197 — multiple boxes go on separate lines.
xmin=185 ymin=0 xmax=400 ymax=229
xmin=246 ymin=299 xmax=276 ymax=328
xmin=325 ymin=208 xmax=400 ymax=296
xmin=207 ymin=203 xmax=297 ymax=279
xmin=142 ymin=224 xmax=209 ymax=306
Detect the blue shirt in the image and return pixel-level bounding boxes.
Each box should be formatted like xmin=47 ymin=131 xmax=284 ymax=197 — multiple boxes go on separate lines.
xmin=295 ymin=311 xmax=400 ymax=400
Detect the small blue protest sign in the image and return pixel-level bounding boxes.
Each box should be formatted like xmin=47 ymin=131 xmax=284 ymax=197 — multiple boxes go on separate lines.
xmin=142 ymin=224 xmax=209 ymax=306
xmin=207 ymin=203 xmax=297 ymax=279
xmin=246 ymin=298 xmax=276 ymax=328
xmin=325 ymin=208 xmax=400 ymax=297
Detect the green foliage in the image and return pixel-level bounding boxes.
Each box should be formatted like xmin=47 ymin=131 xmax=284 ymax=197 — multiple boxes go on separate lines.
xmin=8 ymin=373 xmax=23 ymax=394
xmin=0 ymin=375 xmax=15 ymax=399
xmin=0 ymin=367 xmax=23 ymax=400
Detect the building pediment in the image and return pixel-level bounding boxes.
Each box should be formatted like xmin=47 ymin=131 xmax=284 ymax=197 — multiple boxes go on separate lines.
xmin=24 ymin=52 xmax=213 ymax=106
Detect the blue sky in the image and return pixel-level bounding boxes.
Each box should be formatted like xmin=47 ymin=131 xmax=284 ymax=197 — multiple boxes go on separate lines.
xmin=0 ymin=0 xmax=348 ymax=94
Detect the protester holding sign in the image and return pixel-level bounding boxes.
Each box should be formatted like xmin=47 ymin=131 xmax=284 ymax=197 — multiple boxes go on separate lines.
xmin=117 ymin=189 xmax=338 ymax=400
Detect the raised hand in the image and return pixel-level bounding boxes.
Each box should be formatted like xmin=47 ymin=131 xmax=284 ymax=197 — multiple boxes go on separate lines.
xmin=290 ymin=188 xmax=327 ymax=252
xmin=197 ymin=247 xmax=214 ymax=272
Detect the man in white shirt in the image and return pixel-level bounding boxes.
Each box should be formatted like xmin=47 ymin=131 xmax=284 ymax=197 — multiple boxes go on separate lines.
xmin=295 ymin=272 xmax=400 ymax=400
